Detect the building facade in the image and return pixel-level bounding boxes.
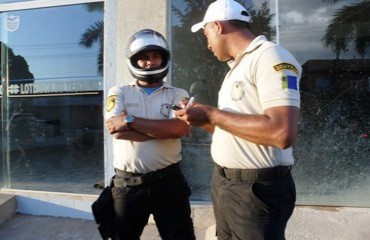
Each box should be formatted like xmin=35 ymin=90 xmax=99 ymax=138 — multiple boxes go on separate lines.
xmin=1 ymin=0 xmax=369 ymax=223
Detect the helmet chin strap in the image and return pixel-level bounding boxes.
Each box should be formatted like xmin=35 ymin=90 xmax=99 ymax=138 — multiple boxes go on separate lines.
xmin=137 ymin=77 xmax=163 ymax=85
xmin=144 ymin=79 xmax=162 ymax=84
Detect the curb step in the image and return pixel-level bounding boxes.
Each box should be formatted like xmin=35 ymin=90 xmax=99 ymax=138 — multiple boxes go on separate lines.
xmin=0 ymin=194 xmax=17 ymax=225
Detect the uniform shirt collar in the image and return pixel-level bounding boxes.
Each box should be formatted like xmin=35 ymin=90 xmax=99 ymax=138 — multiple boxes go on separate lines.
xmin=228 ymin=35 xmax=267 ymax=68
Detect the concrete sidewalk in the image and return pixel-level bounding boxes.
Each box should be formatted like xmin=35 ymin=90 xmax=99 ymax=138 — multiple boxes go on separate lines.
xmin=2 ymin=193 xmax=370 ymax=240
xmin=0 ymin=193 xmax=210 ymax=240
xmin=0 ymin=214 xmax=207 ymax=240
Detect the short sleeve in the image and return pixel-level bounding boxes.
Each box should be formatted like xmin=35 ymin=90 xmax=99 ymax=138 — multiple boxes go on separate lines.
xmin=105 ymin=86 xmax=125 ymax=120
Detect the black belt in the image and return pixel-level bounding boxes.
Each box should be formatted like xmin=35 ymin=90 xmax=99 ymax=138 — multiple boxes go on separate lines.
xmin=113 ymin=163 xmax=181 ymax=187
xmin=216 ymin=164 xmax=291 ymax=181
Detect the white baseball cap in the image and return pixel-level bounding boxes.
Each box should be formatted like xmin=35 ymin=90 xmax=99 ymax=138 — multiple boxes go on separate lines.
xmin=191 ymin=0 xmax=251 ymax=33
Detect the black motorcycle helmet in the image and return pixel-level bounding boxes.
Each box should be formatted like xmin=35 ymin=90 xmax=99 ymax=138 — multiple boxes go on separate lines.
xmin=126 ymin=29 xmax=170 ymax=83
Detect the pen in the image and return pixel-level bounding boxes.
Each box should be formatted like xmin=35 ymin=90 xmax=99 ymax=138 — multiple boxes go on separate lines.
xmin=185 ymin=96 xmax=195 ymax=108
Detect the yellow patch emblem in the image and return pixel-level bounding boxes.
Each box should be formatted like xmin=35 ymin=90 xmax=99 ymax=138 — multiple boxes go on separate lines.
xmin=106 ymin=95 xmax=116 ymax=112
xmin=273 ymin=62 xmax=299 ymax=75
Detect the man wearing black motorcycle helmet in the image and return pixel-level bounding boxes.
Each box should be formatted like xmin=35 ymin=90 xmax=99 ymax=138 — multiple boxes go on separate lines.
xmin=105 ymin=29 xmax=195 ymax=240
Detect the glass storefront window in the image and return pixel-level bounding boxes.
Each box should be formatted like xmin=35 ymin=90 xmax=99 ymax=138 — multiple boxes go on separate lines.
xmin=171 ymin=0 xmax=276 ymax=201
xmin=0 ymin=1 xmax=100 ymax=4
xmin=279 ymin=0 xmax=370 ymax=207
xmin=171 ymin=0 xmax=370 ymax=207
xmin=0 ymin=0 xmax=29 ymax=3
xmin=1 ymin=2 xmax=104 ymax=194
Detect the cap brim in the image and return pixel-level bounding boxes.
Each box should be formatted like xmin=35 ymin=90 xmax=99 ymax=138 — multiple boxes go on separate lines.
xmin=191 ymin=21 xmax=205 ymax=32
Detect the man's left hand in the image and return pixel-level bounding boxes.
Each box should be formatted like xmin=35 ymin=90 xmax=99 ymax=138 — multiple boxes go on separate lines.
xmin=174 ymin=103 xmax=213 ymax=126
xmin=106 ymin=112 xmax=129 ymax=134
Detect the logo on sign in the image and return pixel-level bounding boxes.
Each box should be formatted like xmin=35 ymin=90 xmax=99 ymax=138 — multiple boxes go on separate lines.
xmin=6 ymin=15 xmax=20 ymax=32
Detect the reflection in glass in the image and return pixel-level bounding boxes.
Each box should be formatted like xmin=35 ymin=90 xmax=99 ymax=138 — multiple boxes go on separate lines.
xmin=280 ymin=0 xmax=370 ymax=207
xmin=7 ymin=100 xmax=37 ymax=175
xmin=322 ymin=0 xmax=370 ymax=59
xmin=172 ymin=0 xmax=370 ymax=207
xmin=171 ymin=0 xmax=275 ymax=201
xmin=1 ymin=3 xmax=104 ymax=194
xmin=0 ymin=0 xmax=29 ymax=3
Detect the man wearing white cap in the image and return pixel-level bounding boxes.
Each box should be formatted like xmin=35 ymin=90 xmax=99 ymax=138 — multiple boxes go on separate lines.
xmin=176 ymin=0 xmax=301 ymax=239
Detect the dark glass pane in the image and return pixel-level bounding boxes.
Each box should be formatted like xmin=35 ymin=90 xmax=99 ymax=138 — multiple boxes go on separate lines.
xmin=1 ymin=0 xmax=32 ymax=3
xmin=279 ymin=0 xmax=370 ymax=207
xmin=1 ymin=3 xmax=104 ymax=194
xmin=172 ymin=0 xmax=370 ymax=207
xmin=171 ymin=0 xmax=275 ymax=201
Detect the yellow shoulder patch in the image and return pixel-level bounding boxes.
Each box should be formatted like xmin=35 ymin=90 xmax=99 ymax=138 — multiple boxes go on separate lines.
xmin=273 ymin=62 xmax=299 ymax=75
xmin=106 ymin=95 xmax=116 ymax=112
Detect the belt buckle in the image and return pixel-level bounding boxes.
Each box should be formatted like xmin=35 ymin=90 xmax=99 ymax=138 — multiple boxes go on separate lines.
xmin=276 ymin=165 xmax=292 ymax=178
xmin=113 ymin=178 xmax=127 ymax=188
xmin=217 ymin=165 xmax=226 ymax=178
xmin=125 ymin=176 xmax=144 ymax=186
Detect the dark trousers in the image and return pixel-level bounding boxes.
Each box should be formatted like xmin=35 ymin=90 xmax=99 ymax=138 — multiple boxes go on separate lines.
xmin=111 ymin=167 xmax=195 ymax=240
xmin=211 ymin=166 xmax=296 ymax=240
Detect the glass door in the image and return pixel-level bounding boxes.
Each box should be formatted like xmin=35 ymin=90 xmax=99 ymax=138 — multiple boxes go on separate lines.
xmin=1 ymin=2 xmax=104 ymax=194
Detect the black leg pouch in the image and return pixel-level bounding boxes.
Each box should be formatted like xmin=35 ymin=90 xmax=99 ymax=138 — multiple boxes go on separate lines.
xmin=92 ymin=185 xmax=116 ymax=240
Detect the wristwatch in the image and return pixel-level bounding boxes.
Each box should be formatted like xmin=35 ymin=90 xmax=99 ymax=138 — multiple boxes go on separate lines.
xmin=124 ymin=115 xmax=135 ymax=127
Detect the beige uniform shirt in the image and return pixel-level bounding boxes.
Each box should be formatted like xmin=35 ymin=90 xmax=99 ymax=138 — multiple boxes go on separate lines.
xmin=106 ymin=81 xmax=189 ymax=173
xmin=211 ymin=35 xmax=301 ymax=169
